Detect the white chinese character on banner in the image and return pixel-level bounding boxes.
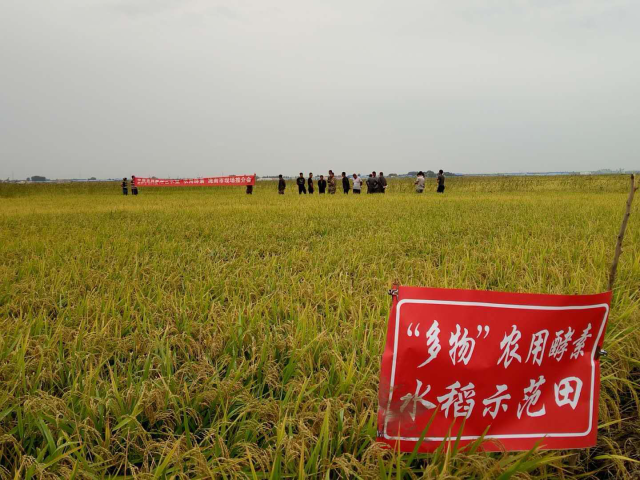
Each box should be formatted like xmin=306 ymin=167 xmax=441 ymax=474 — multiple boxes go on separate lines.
xmin=497 ymin=325 xmax=522 ymax=368
xmin=207 ymin=179 xmax=213 ymax=184
xmin=399 ymin=379 xmax=436 ymax=421
xmin=571 ymin=324 xmax=592 ymax=359
xmin=214 ymin=178 xmax=219 ymax=184
xmin=482 ymin=385 xmax=511 ymax=419
xmin=517 ymin=376 xmax=546 ymax=419
xmin=449 ymin=325 xmax=475 ymax=365
xmin=199 ymin=179 xmax=205 ymax=184
xmin=554 ymin=377 xmax=583 ymax=409
xmin=418 ymin=320 xmax=441 ymax=368
xmin=549 ymin=328 xmax=574 ymax=361
xmin=526 ymin=330 xmax=549 ymax=366
xmin=225 ymin=178 xmax=230 ymax=183
xmin=437 ymin=381 xmax=476 ymax=418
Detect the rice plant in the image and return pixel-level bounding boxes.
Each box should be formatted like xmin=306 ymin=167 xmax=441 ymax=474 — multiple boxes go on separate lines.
xmin=0 ymin=175 xmax=638 ymax=478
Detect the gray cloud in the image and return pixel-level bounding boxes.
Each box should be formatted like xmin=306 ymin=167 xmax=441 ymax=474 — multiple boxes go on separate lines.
xmin=1 ymin=0 xmax=639 ymax=179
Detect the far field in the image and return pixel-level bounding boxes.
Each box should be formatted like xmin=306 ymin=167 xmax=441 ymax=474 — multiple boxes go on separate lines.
xmin=0 ymin=176 xmax=638 ymax=478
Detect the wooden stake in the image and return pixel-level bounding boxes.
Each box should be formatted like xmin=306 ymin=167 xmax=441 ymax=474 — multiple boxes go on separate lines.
xmin=608 ymin=174 xmax=638 ymax=291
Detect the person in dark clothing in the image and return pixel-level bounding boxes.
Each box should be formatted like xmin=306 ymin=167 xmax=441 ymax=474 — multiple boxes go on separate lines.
xmin=246 ymin=172 xmax=256 ymax=194
xmin=131 ymin=176 xmax=138 ymax=196
xmin=378 ymin=172 xmax=387 ymax=193
xmin=278 ymin=174 xmax=286 ymax=194
xmin=308 ymin=173 xmax=314 ymax=194
xmin=318 ymin=175 xmax=327 ymax=194
xmin=296 ymin=173 xmax=307 ymax=194
xmin=366 ymin=173 xmax=378 ymax=194
xmin=341 ymin=172 xmax=350 ymax=194
xmin=121 ymin=178 xmax=128 ymax=195
xmin=372 ymin=171 xmax=379 ymax=193
xmin=437 ymin=170 xmax=445 ymax=193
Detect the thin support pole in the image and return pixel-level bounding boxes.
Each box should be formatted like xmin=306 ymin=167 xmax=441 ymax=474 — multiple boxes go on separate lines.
xmin=608 ymin=174 xmax=638 ymax=291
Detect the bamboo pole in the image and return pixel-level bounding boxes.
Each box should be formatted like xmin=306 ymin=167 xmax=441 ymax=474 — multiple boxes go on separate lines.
xmin=608 ymin=174 xmax=638 ymax=291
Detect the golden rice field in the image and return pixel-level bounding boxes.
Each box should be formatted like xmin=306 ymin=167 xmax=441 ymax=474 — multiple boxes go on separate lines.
xmin=0 ymin=175 xmax=638 ymax=479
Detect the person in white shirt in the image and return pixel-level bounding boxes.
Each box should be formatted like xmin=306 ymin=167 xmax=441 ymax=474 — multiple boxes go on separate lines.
xmin=352 ymin=173 xmax=362 ymax=194
xmin=415 ymin=171 xmax=426 ymax=193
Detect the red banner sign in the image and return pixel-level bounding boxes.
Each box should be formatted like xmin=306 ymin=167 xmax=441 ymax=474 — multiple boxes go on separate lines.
xmin=133 ymin=175 xmax=255 ymax=187
xmin=378 ymin=286 xmax=611 ymax=452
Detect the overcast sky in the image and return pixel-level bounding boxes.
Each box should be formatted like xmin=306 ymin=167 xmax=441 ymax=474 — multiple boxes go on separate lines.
xmin=1 ymin=1 xmax=639 ymax=179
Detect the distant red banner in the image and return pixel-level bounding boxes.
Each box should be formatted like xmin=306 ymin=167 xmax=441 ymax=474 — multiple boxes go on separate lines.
xmin=133 ymin=175 xmax=255 ymax=187
xmin=378 ymin=286 xmax=611 ymax=452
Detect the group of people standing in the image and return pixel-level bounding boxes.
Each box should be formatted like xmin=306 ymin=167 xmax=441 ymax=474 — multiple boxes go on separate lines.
xmin=121 ymin=176 xmax=138 ymax=196
xmin=121 ymin=170 xmax=445 ymax=196
xmin=279 ymin=171 xmax=389 ymax=195
xmin=414 ymin=170 xmax=446 ymax=193
xmin=277 ymin=170 xmax=446 ymax=195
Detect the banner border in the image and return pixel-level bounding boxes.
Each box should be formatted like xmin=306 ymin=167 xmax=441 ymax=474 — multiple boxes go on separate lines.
xmin=383 ymin=299 xmax=609 ymax=442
